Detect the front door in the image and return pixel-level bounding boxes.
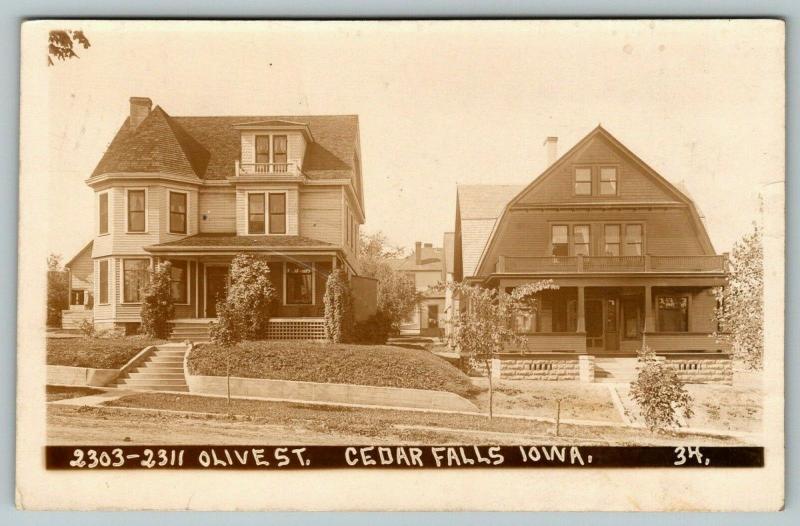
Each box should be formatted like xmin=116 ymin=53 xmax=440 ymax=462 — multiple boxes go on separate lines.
xmin=585 ymin=299 xmax=604 ymax=351
xmin=205 ymin=266 xmax=229 ymax=318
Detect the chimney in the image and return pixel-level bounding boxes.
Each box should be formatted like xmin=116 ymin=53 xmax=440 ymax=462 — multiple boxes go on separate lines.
xmin=129 ymin=97 xmax=152 ymax=130
xmin=424 ymin=243 xmax=433 ymax=248
xmin=415 ymin=241 xmax=422 ymax=265
xmin=544 ymin=136 xmax=558 ymax=166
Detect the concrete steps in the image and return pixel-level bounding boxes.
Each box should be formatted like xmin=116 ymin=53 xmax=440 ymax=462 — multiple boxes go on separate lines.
xmin=114 ymin=343 xmax=189 ymax=392
xmin=594 ymin=357 xmax=640 ymax=383
xmin=169 ymin=320 xmax=214 ymax=343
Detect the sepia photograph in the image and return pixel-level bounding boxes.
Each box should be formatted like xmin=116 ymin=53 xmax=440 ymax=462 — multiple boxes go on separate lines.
xmin=16 ymin=19 xmax=785 ymax=511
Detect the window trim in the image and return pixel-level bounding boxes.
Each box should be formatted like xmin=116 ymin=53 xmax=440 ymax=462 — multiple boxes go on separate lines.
xmin=656 ymin=293 xmax=691 ymax=333
xmin=245 ymin=191 xmax=267 ymax=235
xmin=169 ymin=259 xmax=191 ymax=305
xmin=550 ymin=224 xmax=570 ymax=256
xmin=283 ymin=261 xmax=315 ymax=306
xmin=98 ymin=259 xmax=110 ymax=305
xmin=573 ymin=165 xmax=593 ymax=196
xmin=121 ymin=257 xmax=151 ymax=305
xmin=598 ymin=165 xmax=620 ymax=196
xmin=168 ymin=190 xmax=189 ymax=235
xmin=268 ymin=191 xmax=287 ymax=235
xmin=97 ymin=191 xmax=110 ymax=236
xmin=125 ymin=188 xmax=148 ymax=234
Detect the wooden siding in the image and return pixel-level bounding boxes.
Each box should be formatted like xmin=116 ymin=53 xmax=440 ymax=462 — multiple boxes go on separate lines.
xmin=518 ymin=134 xmax=678 ymax=205
xmin=235 ymin=186 xmax=299 ymax=236
xmin=67 ymin=247 xmax=94 ymax=290
xmin=298 ymin=187 xmax=342 ymax=245
xmin=199 ymin=191 xmax=237 ymax=233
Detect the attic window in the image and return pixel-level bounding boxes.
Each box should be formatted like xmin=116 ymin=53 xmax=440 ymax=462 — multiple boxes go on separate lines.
xmin=574 ymin=168 xmax=592 ymax=195
xmin=600 ymin=167 xmax=618 ymax=195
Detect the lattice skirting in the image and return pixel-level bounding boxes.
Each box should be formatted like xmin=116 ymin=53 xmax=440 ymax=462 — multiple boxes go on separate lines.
xmin=266 ymin=318 xmax=326 ymax=340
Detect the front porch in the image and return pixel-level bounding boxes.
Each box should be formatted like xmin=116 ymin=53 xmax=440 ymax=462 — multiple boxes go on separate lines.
xmin=504 ymin=285 xmax=729 ymax=356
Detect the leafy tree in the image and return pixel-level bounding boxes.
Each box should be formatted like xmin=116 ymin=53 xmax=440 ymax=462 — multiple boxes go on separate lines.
xmin=223 ymin=254 xmax=277 ymax=340
xmin=48 ymin=30 xmax=91 ymax=66
xmin=46 ymin=270 xmax=68 ymax=327
xmin=323 ymin=268 xmax=354 ymax=343
xmin=209 ymin=300 xmax=242 ymax=412
xmin=629 ymin=338 xmax=694 ymax=432
xmin=358 ymin=231 xmax=421 ymax=331
xmin=140 ymin=262 xmax=174 ymax=339
xmin=47 ymin=253 xmax=63 ymax=271
xmin=713 ymin=224 xmax=764 ymax=369
xmin=446 ymin=280 xmax=557 ymax=419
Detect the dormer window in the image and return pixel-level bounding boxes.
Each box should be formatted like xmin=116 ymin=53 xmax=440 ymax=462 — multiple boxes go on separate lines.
xmin=574 ymin=167 xmax=592 ymax=195
xmin=273 ymin=135 xmax=287 ymax=171
xmin=255 ymin=135 xmax=270 ymax=172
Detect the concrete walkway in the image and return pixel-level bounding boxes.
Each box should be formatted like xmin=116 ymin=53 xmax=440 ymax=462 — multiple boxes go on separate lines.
xmin=51 ymin=389 xmax=135 ymax=407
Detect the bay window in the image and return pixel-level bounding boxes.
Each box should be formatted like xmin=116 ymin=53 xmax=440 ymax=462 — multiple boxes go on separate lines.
xmin=127 ymin=190 xmax=146 ymax=233
xmin=98 ymin=192 xmax=109 ymax=235
xmin=169 ymin=191 xmax=187 ymax=234
xmin=98 ymin=260 xmax=109 ymax=304
xmin=122 ymin=259 xmax=149 ymax=303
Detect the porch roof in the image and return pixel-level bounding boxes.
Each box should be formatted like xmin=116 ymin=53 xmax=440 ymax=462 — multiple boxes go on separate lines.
xmin=145 ymin=233 xmax=335 ymax=253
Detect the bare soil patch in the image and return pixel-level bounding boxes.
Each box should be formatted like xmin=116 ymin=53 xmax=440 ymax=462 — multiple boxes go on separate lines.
xmin=46 ymin=385 xmax=105 ymax=402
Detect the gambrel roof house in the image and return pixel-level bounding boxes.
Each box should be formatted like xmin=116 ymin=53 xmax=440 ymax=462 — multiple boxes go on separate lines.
xmin=78 ymin=97 xmax=373 ymax=339
xmin=451 ymin=125 xmax=732 ymax=384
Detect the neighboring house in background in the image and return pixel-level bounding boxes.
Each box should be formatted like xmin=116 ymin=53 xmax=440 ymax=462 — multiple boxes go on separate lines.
xmin=441 ymin=232 xmax=456 ymax=341
xmin=61 ymin=240 xmax=94 ymax=329
xmin=85 ymin=97 xmax=374 ymax=339
xmin=451 ymin=126 xmax=731 ymax=383
xmin=391 ymin=242 xmax=445 ymax=337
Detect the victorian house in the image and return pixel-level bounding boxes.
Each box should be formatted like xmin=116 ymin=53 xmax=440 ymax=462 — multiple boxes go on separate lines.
xmin=74 ymin=97 xmax=373 ymax=340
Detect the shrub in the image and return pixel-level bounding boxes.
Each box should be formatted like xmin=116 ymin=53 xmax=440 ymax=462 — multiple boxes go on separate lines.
xmin=630 ymin=343 xmax=694 ymax=432
xmin=222 ymin=254 xmax=276 ymax=340
xmin=47 ymin=270 xmax=69 ymax=327
xmin=140 ymin=262 xmax=174 ymax=339
xmin=77 ymin=318 xmax=96 ymax=337
xmin=323 ymin=268 xmax=354 ymax=343
xmin=353 ymin=310 xmax=393 ymax=344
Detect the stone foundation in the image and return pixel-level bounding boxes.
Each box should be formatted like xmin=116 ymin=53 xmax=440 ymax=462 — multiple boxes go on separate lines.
xmin=494 ymin=355 xmax=580 ymax=381
xmin=664 ymin=356 xmax=733 ymax=385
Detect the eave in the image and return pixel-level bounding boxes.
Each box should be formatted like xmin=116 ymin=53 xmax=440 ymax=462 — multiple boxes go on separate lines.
xmin=86 ymin=172 xmax=203 ymax=188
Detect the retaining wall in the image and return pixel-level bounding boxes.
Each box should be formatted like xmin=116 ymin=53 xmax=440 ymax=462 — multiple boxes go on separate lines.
xmin=186 ymin=374 xmax=478 ymax=412
xmin=664 ymin=355 xmax=733 ymax=385
xmin=46 ymin=365 xmax=119 ymax=387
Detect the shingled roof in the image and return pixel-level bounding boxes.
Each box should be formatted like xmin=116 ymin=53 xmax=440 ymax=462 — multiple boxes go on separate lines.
xmin=145 ymin=233 xmax=333 ymax=252
xmin=91 ymin=105 xmax=361 ymax=188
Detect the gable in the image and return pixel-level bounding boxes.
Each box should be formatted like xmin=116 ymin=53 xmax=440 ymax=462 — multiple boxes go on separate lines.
xmin=516 ymin=133 xmax=682 ymax=206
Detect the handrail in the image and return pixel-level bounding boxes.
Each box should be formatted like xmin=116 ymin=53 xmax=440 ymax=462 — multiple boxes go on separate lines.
xmin=498 ymin=254 xmax=725 ymax=273
xmin=236 ymin=161 xmax=297 ymax=175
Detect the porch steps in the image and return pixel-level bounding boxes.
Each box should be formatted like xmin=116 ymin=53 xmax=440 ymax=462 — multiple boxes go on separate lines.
xmin=169 ymin=319 xmax=214 ymax=343
xmin=593 ymin=357 xmax=640 ymax=383
xmin=113 ymin=343 xmax=189 ymax=392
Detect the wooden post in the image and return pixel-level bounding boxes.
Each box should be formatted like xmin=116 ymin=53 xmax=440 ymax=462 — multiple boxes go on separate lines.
xmin=577 ymin=254 xmax=584 ymax=272
xmin=576 ymin=286 xmax=585 ymax=333
xmin=644 ymin=285 xmax=655 ymax=333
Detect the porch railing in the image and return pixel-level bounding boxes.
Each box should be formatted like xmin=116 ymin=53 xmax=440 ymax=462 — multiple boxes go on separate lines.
xmin=235 ymin=161 xmax=298 ymax=176
xmin=497 ymin=254 xmax=727 ymax=274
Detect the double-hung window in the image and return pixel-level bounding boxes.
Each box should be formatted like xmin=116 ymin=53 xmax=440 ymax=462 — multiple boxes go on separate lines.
xmin=551 ymin=225 xmax=569 ymax=256
xmin=248 ymin=193 xmax=266 ymax=234
xmin=255 ymin=135 xmax=270 ymax=172
xmin=98 ymin=260 xmax=109 ymax=304
xmin=600 ymin=167 xmax=618 ymax=195
xmin=604 ymin=225 xmax=621 ymax=256
xmin=268 ymin=193 xmax=286 ymax=234
xmin=574 ymin=167 xmax=592 ymax=195
xmin=573 ymin=225 xmax=590 ymax=256
xmin=127 ymin=190 xmax=146 ymax=233
xmin=122 ymin=259 xmax=149 ymax=303
xmin=285 ymin=262 xmax=313 ymax=305
xmin=98 ymin=193 xmax=109 ymax=235
xmin=169 ymin=260 xmax=188 ymax=304
xmin=169 ymin=192 xmax=187 ymax=234
xmin=624 ymin=224 xmax=643 ymax=256
xmin=273 ymin=135 xmax=288 ymax=172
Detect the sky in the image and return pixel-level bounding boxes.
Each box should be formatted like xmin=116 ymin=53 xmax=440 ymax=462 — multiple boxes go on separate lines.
xmin=44 ymin=20 xmax=784 ymax=260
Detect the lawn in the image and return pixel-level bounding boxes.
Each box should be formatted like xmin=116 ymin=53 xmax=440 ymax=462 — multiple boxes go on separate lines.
xmin=188 ymin=341 xmax=479 ymax=398
xmin=470 ymin=379 xmax=622 ymax=423
xmin=47 ymin=336 xmax=165 ymax=369
xmin=99 ymin=392 xmax=744 ymax=446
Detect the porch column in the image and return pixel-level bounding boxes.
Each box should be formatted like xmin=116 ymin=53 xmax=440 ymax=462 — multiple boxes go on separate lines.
xmin=576 ymin=286 xmax=585 ymax=333
xmin=644 ymin=285 xmax=655 ymax=333
xmin=331 ymin=255 xmax=337 ymax=270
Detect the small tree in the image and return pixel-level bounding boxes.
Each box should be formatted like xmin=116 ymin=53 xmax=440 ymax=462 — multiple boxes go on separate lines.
xmin=713 ymin=224 xmax=764 ymax=369
xmin=210 ymin=300 xmax=242 ymax=412
xmin=46 ymin=253 xmax=68 ymax=328
xmin=629 ymin=338 xmax=694 ymax=432
xmin=140 ymin=262 xmax=174 ymax=339
xmin=447 ymin=280 xmax=557 ymax=419
xmin=225 ymin=254 xmax=276 ymax=340
xmin=357 ymin=231 xmax=422 ymax=331
xmin=323 ymin=269 xmax=354 ymax=343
